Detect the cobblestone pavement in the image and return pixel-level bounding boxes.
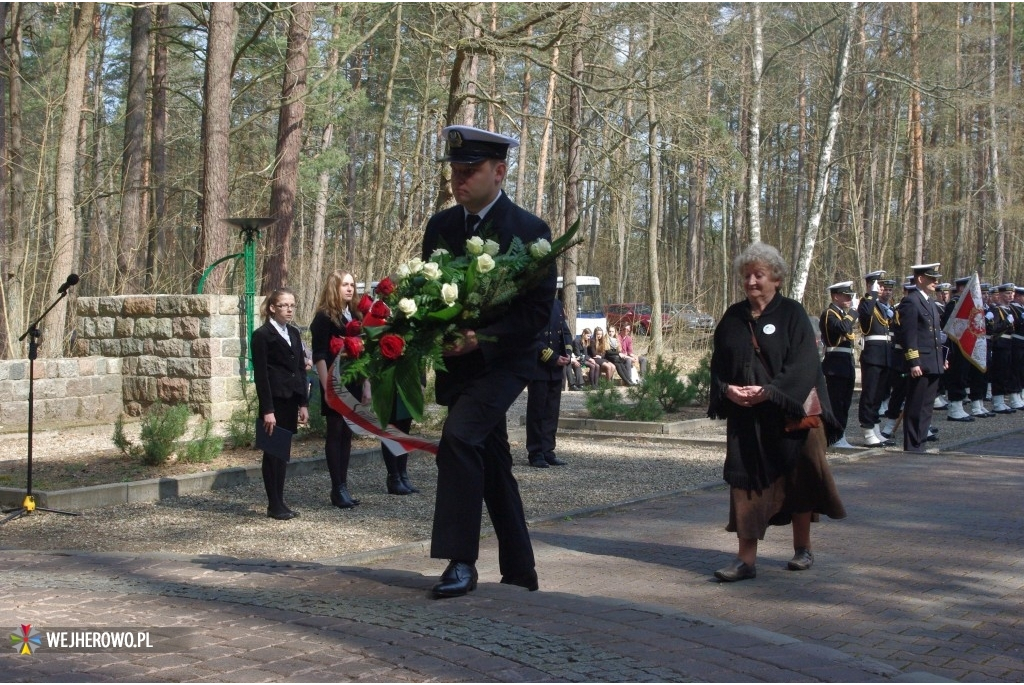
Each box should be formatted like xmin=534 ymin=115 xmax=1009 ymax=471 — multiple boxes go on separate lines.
xmin=3 ymin=425 xmax=1024 ymax=681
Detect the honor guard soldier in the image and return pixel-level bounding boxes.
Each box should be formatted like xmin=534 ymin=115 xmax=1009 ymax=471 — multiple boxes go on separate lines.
xmin=1009 ymin=286 xmax=1024 ymax=409
xmin=969 ymin=283 xmax=998 ymax=418
xmin=820 ymin=281 xmax=857 ymax=448
xmin=857 ymin=271 xmax=896 ymax=446
xmin=880 ymin=276 xmax=914 ymax=440
xmin=989 ymin=284 xmax=1017 ymax=413
xmin=893 ymin=263 xmax=947 ymax=453
xmin=932 ymin=283 xmax=952 ymax=409
xmin=941 ymin=277 xmax=977 ymax=421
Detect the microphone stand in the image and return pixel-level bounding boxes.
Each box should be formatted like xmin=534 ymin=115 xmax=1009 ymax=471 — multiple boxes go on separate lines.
xmin=2 ymin=288 xmax=81 ymax=523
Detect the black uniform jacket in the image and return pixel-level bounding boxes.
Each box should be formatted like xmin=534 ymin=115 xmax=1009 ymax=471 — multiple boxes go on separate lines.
xmin=532 ymin=300 xmax=573 ymax=382
xmin=894 ymin=290 xmax=944 ymax=376
xmin=251 ymin=320 xmax=309 ymax=417
xmin=858 ymin=292 xmax=894 ymax=367
xmin=820 ymin=303 xmax=855 ymax=378
xmin=422 ymin=191 xmax=556 ymax=405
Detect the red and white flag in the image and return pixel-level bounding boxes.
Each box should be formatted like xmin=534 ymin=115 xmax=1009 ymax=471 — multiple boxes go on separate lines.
xmin=942 ymin=272 xmax=987 ymax=371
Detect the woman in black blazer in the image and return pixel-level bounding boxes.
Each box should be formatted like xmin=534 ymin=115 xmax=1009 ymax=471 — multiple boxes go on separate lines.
xmin=251 ymin=287 xmax=309 ymax=520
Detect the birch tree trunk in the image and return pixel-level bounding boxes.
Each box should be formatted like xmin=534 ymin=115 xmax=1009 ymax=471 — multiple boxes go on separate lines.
xmin=2 ymin=3 xmax=25 ymax=357
xmin=645 ymin=18 xmax=663 ymax=358
xmin=262 ymin=2 xmax=312 ymax=292
xmin=746 ymin=4 xmax=763 ymax=244
xmin=791 ymin=2 xmax=858 ymax=302
xmin=910 ymin=2 xmax=926 ymax=263
xmin=43 ymin=2 xmax=95 ymax=357
xmin=534 ymin=45 xmax=559 ymax=217
xmin=561 ymin=8 xmax=585 ymax=334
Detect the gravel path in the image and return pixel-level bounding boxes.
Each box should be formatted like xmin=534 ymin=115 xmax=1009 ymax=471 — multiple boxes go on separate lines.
xmin=2 ymin=389 xmax=1018 ymax=562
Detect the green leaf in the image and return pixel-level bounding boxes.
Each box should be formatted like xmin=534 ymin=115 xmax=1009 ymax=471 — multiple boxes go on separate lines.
xmin=425 ymin=304 xmax=463 ymax=322
xmin=372 ymin=366 xmax=396 ymax=428
xmin=395 ymin=356 xmax=424 ymax=422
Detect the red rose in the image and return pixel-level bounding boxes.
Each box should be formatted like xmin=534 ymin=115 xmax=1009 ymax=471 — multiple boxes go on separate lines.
xmin=376 ymin=277 xmax=396 ymax=297
xmin=343 ymin=336 xmax=364 ymax=358
xmin=363 ymin=315 xmax=387 ymax=328
xmin=345 ymin=320 xmax=362 ymax=337
xmin=357 ymin=294 xmax=373 ymax=316
xmin=329 ymin=335 xmax=344 ymax=357
xmin=369 ymin=299 xmax=391 ymax=320
xmin=379 ymin=333 xmax=406 ymax=360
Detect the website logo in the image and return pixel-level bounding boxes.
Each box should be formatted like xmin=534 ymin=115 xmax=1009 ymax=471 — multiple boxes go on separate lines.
xmin=11 ymin=624 xmax=42 ymax=655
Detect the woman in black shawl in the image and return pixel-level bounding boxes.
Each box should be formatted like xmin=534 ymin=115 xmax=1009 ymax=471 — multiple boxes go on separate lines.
xmin=708 ymin=242 xmax=846 ymax=582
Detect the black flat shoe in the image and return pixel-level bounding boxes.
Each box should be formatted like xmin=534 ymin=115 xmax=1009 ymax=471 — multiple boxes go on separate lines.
xmin=714 ymin=559 xmax=756 ymax=582
xmin=387 ymin=475 xmax=413 ymax=495
xmin=528 ymin=458 xmax=549 ymax=468
xmin=267 ymin=507 xmax=296 ymax=521
xmin=500 ymin=569 xmax=539 ymax=591
xmin=545 ymin=454 xmax=567 ymax=466
xmin=947 ymin=415 xmax=975 ymax=422
xmin=432 ymin=561 xmax=478 ymax=598
xmin=787 ymin=547 xmax=814 ymax=571
xmin=399 ymin=472 xmax=419 ymax=493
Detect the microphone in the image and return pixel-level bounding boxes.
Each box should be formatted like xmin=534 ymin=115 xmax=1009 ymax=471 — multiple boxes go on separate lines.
xmin=57 ymin=273 xmax=80 ymax=295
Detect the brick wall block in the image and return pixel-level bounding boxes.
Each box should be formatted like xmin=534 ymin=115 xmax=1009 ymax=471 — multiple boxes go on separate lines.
xmin=134 ymin=317 xmax=173 ymax=340
xmin=123 ymin=296 xmax=157 ymax=316
xmin=173 ymin=316 xmax=201 ymax=340
xmin=153 ymin=339 xmax=188 ymax=358
xmin=156 ymin=295 xmax=213 ymax=316
xmin=166 ymin=358 xmax=201 ymax=378
xmin=114 ymin=316 xmax=135 ymax=337
xmin=136 ymin=356 xmax=167 ymax=377
xmin=123 ymin=377 xmax=156 ymax=402
xmin=157 ymin=377 xmax=190 ymax=404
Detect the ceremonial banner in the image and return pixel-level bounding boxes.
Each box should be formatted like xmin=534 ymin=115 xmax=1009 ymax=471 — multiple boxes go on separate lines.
xmin=942 ymin=272 xmax=987 ymax=371
xmin=325 ymin=360 xmax=439 ymax=456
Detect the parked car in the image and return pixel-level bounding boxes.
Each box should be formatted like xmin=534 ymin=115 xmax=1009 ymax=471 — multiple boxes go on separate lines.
xmin=663 ymin=303 xmax=716 ymax=330
xmin=604 ymin=303 xmax=659 ymax=334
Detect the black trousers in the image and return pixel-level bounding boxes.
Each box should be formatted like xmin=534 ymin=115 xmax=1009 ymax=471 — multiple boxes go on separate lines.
xmin=991 ymin=342 xmax=1014 ymax=395
xmin=261 ymin=393 xmax=300 ymax=512
xmin=526 ymin=377 xmax=562 ymax=458
xmin=858 ymin=363 xmax=890 ymax=427
xmin=824 ymin=374 xmax=854 ymax=434
xmin=430 ymin=367 xmax=535 ymax=577
xmin=903 ymin=373 xmax=940 ymax=452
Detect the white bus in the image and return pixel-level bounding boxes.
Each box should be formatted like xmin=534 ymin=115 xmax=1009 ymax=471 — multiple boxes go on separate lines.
xmin=557 ymin=275 xmax=605 ymax=336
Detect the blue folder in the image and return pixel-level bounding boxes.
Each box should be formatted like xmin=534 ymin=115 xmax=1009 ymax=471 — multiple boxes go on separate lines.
xmin=254 ymin=419 xmax=293 ymax=462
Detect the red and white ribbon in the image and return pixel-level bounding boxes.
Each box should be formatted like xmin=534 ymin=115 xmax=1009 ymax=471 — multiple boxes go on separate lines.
xmin=326 ymin=362 xmax=438 ymax=455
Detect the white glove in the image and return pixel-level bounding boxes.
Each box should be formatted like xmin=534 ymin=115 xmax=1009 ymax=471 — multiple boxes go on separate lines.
xmin=986 ymin=311 xmax=995 ymax=321
xmin=870 ymin=280 xmax=880 ymax=293
xmin=1009 ymin=315 xmax=1015 ymax=324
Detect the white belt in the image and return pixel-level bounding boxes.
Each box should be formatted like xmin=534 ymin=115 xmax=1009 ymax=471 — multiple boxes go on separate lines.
xmin=1013 ymin=335 xmax=1024 ymax=341
xmin=825 ymin=346 xmax=854 ymax=354
xmin=863 ymin=335 xmax=890 ymax=342
xmin=1001 ymin=334 xmax=1013 ymax=340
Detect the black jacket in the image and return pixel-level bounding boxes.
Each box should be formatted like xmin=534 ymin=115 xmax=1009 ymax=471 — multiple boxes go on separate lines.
xmin=251 ymin=320 xmax=309 ymax=417
xmin=422 ymin=191 xmax=555 ymax=405
xmin=894 ymin=290 xmax=944 ymax=376
xmin=532 ymin=300 xmax=573 ymax=382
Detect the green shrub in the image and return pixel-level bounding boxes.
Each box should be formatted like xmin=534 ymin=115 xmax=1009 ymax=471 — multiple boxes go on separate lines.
xmin=684 ymin=354 xmax=712 ymax=406
xmin=622 ymin=393 xmax=664 ymax=421
xmin=226 ymin=380 xmax=258 ymax=449
xmin=138 ymin=403 xmax=191 ymax=466
xmin=180 ymin=419 xmax=224 ymax=464
xmin=584 ymin=379 xmax=624 ymax=419
xmin=636 ymin=356 xmax=691 ymax=412
xmin=113 ymin=414 xmax=142 ymax=459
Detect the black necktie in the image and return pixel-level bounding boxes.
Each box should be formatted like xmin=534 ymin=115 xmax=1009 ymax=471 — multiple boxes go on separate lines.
xmin=465 ymin=214 xmax=481 ymax=238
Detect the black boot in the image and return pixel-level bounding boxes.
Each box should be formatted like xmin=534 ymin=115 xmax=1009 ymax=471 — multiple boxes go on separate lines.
xmin=331 ymin=483 xmax=360 ymax=508
xmin=397 ymin=454 xmax=418 ymax=493
xmin=387 ymin=474 xmax=413 ymax=495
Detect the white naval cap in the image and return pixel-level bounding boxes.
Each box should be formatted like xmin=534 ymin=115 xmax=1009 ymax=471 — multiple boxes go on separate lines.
xmin=910 ymin=263 xmax=941 ymax=278
xmin=439 ymin=125 xmax=519 ymax=164
xmin=827 ymin=281 xmax=855 ymax=295
xmin=864 ymin=270 xmax=886 ymax=281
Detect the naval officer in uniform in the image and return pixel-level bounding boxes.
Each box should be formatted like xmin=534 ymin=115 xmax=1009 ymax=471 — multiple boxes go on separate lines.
xmin=820 ymin=281 xmax=857 ymax=448
xmin=857 ymin=271 xmax=897 ymax=446
xmin=422 ymin=125 xmax=555 ymax=598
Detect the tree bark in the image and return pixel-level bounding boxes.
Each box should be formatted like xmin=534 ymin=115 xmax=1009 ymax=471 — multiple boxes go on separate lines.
xmin=645 ymin=17 xmax=663 ymax=358
xmin=115 ymin=3 xmax=150 ymax=294
xmin=147 ymin=3 xmax=169 ymax=291
xmin=194 ymin=2 xmax=235 ymax=293
xmin=746 ymin=4 xmax=763 ymax=244
xmin=561 ymin=8 xmax=585 ymax=335
xmin=44 ymin=2 xmax=95 ymax=357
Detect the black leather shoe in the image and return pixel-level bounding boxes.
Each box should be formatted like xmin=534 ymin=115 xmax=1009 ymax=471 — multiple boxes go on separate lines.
xmin=714 ymin=559 xmax=756 ymax=582
xmin=994 ymin=408 xmax=1015 ymax=414
xmin=787 ymin=547 xmax=814 ymax=571
xmin=545 ymin=454 xmax=566 ymax=466
xmin=267 ymin=507 xmax=296 ymax=521
xmin=432 ymin=561 xmax=478 ymax=598
xmin=331 ymin=484 xmax=360 ymax=508
xmin=947 ymin=415 xmax=975 ymax=422
xmin=387 ymin=474 xmax=413 ymax=495
xmin=501 ymin=569 xmax=539 ymax=591
xmin=528 ymin=457 xmax=549 ymax=468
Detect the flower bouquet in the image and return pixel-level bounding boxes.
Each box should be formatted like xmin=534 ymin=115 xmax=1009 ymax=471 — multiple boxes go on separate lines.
xmin=332 ymin=219 xmax=582 ymax=428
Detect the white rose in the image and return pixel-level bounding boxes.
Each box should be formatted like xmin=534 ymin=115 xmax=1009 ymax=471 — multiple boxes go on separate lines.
xmin=441 ymin=283 xmax=459 ymax=306
xmin=430 ymin=248 xmax=450 ymax=260
xmin=396 ymin=263 xmax=410 ymax=278
xmin=466 ymin=236 xmax=485 ymax=256
xmin=529 ymin=238 xmax=552 ymax=258
xmin=406 ymin=257 xmax=424 ymax=273
xmin=476 ymin=253 xmax=496 ymax=274
xmin=397 ymin=298 xmax=417 ymax=316
xmin=421 ymin=262 xmax=441 ymax=280
xmin=482 ymin=239 xmax=500 ymax=256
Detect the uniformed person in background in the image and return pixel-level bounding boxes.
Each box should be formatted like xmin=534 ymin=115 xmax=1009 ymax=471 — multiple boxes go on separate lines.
xmin=932 ymin=283 xmax=952 ymax=410
xmin=526 ymin=298 xmax=573 ymax=467
xmin=968 ymin=284 xmax=998 ymax=418
xmin=941 ymin=276 xmax=976 ymax=421
xmin=894 ymin=263 xmax=947 ymax=453
xmin=879 ymin=276 xmax=914 ymax=441
xmin=1009 ymin=286 xmax=1024 ymax=410
xmin=857 ymin=271 xmax=897 ymax=446
xmin=820 ymin=281 xmax=857 ymax=448
xmin=989 ymin=283 xmax=1017 ymax=414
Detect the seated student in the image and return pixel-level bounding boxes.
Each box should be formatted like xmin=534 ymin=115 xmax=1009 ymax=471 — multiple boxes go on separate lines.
xmin=565 ymin=331 xmax=587 ymax=390
xmin=577 ymin=329 xmax=600 ymax=386
xmin=605 ymin=326 xmax=637 ymax=385
xmin=588 ymin=327 xmax=616 ymax=383
xmin=619 ymin=324 xmax=647 ymax=383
